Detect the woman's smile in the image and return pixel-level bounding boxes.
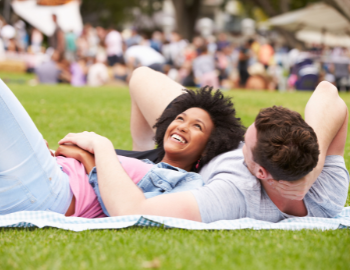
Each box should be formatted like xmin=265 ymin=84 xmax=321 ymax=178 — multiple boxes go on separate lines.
xmin=162 ymin=107 xmax=214 ymax=170
xmin=170 ymin=133 xmax=187 ymax=144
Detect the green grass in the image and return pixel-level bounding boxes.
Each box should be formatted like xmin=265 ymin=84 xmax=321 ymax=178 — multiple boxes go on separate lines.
xmin=0 ymin=80 xmax=350 ymax=270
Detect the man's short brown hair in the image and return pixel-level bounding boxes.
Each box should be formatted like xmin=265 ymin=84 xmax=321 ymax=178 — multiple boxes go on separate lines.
xmin=252 ymin=106 xmax=319 ymax=181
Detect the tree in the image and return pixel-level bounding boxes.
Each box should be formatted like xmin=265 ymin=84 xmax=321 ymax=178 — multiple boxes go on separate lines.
xmin=171 ymin=0 xmax=203 ymax=40
xmin=80 ymin=0 xmax=164 ymax=28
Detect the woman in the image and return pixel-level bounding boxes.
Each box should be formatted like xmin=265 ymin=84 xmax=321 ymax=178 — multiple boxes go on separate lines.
xmin=59 ymin=87 xmax=245 ymax=216
xmin=0 ymin=81 xmax=244 ymax=218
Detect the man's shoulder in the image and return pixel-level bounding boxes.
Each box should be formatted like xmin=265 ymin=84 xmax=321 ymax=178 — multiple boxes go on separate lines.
xmin=199 ymin=142 xmax=256 ymax=184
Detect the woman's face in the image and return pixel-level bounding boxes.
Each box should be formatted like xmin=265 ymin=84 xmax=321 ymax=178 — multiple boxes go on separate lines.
xmin=163 ymin=107 xmax=214 ymax=165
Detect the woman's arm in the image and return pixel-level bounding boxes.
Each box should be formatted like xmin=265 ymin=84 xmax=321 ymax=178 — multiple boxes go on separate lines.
xmin=55 ymin=144 xmax=96 ymax=174
xmin=59 ymin=132 xmax=201 ymax=221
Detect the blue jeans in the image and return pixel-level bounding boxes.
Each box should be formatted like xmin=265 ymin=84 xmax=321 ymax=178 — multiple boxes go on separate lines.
xmin=0 ymin=80 xmax=72 ymax=215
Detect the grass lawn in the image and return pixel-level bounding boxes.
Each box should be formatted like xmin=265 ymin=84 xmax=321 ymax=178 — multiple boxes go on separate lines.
xmin=0 ymin=80 xmax=349 ymax=270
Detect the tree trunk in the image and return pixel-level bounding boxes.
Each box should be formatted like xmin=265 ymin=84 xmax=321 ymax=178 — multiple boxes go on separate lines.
xmin=280 ymin=0 xmax=291 ymax=14
xmin=171 ymin=0 xmax=203 ymax=41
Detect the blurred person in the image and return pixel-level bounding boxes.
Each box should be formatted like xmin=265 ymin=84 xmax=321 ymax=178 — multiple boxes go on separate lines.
xmin=216 ymin=32 xmax=229 ymax=52
xmin=216 ymin=45 xmax=237 ymax=88
xmin=192 ymin=35 xmax=205 ymax=55
xmin=150 ymin=31 xmax=163 ymax=53
xmin=57 ymin=57 xmax=72 ymax=84
xmin=330 ymin=47 xmax=350 ymax=92
xmin=14 ymin=20 xmax=28 ymax=52
xmin=96 ymin=27 xmax=106 ymax=43
xmin=167 ymin=31 xmax=187 ymax=68
xmin=182 ymin=43 xmax=197 ymax=63
xmin=125 ymin=28 xmax=142 ymax=48
xmin=178 ymin=60 xmax=196 ymax=87
xmin=85 ymin=24 xmax=99 ymax=58
xmin=113 ymin=62 xmax=128 ymax=82
xmin=70 ymin=57 xmax=87 ymax=87
xmin=105 ymin=26 xmax=123 ymax=67
xmin=192 ymin=45 xmax=219 ymax=88
xmin=125 ymin=44 xmax=165 ymax=72
xmin=87 ymin=53 xmax=109 ymax=87
xmin=49 ymin=14 xmax=65 ymax=55
xmin=65 ymin=30 xmax=77 ymax=62
xmin=76 ymin=28 xmax=89 ymax=58
xmin=238 ymin=39 xmax=254 ymax=87
xmin=30 ymin=28 xmax=43 ymax=53
xmin=35 ymin=50 xmax=61 ymax=84
xmin=206 ymin=35 xmax=217 ymax=55
xmin=1 ymin=24 xmax=15 ymax=49
xmin=6 ymin=39 xmax=18 ymax=53
xmin=258 ymin=41 xmax=275 ymax=69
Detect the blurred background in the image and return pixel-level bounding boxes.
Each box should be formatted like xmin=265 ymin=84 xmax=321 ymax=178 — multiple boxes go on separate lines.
xmin=0 ymin=0 xmax=349 ymax=91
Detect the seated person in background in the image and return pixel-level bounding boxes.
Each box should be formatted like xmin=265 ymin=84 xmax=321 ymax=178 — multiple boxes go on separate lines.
xmin=35 ymin=50 xmax=61 ymax=84
xmin=192 ymin=45 xmax=219 ymax=88
xmin=88 ymin=53 xmax=109 ymax=87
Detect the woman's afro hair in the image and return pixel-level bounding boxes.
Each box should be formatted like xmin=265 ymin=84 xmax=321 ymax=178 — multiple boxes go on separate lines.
xmin=153 ymin=86 xmax=246 ymax=171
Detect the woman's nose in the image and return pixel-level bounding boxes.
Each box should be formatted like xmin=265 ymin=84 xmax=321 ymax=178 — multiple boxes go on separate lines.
xmin=177 ymin=122 xmax=189 ymax=132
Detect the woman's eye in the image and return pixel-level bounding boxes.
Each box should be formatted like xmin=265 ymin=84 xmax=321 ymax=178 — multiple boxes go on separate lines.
xmin=177 ymin=116 xmax=184 ymax=121
xmin=194 ymin=124 xmax=202 ymax=130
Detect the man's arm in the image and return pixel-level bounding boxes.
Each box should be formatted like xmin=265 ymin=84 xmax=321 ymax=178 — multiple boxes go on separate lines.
xmin=59 ymin=132 xmax=202 ymax=221
xmin=275 ymin=81 xmax=348 ymax=200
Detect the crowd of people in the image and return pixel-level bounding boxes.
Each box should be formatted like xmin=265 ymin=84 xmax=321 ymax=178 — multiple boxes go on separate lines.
xmin=0 ymin=15 xmax=350 ymax=91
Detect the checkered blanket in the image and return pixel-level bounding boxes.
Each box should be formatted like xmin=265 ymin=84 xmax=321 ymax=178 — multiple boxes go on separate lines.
xmin=1 ymin=207 xmax=349 ymax=232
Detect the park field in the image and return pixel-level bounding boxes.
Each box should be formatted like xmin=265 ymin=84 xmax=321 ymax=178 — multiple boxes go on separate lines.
xmin=0 ymin=82 xmax=350 ymax=270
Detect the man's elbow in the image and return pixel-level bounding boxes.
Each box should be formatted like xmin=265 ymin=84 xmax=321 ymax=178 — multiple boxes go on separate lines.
xmin=315 ymin=81 xmax=339 ymax=96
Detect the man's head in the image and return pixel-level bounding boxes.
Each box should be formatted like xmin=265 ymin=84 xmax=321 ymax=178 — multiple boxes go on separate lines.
xmin=242 ymin=106 xmax=319 ymax=181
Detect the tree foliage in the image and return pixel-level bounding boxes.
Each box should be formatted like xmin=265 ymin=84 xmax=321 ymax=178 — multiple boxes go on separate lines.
xmin=80 ymin=0 xmax=164 ymax=28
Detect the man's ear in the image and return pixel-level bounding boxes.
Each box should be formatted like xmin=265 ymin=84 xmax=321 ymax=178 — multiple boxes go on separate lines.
xmin=256 ymin=166 xmax=270 ymax=180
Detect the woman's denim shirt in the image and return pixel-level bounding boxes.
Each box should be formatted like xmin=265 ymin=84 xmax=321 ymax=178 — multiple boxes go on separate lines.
xmin=88 ymin=160 xmax=204 ymax=216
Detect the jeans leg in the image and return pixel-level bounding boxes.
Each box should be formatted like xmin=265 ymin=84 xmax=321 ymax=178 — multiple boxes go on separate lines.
xmin=0 ymin=80 xmax=72 ymax=214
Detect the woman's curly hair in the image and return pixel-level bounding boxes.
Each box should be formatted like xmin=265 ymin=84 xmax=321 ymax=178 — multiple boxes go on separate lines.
xmin=153 ymin=86 xmax=246 ymax=171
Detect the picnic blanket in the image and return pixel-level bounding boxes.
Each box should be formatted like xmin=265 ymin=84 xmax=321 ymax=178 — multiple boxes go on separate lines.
xmin=1 ymin=207 xmax=349 ymax=232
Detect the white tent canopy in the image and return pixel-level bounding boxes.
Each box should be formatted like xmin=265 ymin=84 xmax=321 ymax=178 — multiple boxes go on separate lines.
xmin=296 ymin=30 xmax=350 ymax=47
xmin=268 ymin=3 xmax=350 ymax=34
xmin=11 ymin=0 xmax=83 ymax=36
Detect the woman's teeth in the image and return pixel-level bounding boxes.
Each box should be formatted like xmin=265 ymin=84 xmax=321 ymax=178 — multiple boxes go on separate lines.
xmin=171 ymin=134 xmax=186 ymax=143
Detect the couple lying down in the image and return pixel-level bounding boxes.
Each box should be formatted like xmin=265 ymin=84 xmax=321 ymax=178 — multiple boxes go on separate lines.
xmin=0 ymin=67 xmax=349 ymax=222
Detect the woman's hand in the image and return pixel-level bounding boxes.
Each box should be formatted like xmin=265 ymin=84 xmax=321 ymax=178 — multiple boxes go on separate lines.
xmin=56 ymin=144 xmax=96 ymax=174
xmin=58 ymin=132 xmax=110 ymax=154
xmin=56 ymin=144 xmax=87 ymax=160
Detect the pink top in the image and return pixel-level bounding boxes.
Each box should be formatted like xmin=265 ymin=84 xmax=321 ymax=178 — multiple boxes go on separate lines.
xmin=118 ymin=155 xmax=154 ymax=184
xmin=56 ymin=155 xmax=153 ymax=218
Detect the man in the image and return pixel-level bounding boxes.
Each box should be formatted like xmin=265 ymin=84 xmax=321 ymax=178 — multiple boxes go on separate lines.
xmin=63 ymin=67 xmax=349 ymax=223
